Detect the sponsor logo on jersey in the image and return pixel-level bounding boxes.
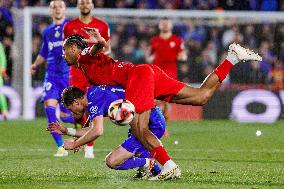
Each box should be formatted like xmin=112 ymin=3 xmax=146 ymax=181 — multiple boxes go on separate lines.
xmin=90 ymin=106 xmax=98 ymax=114
xmin=48 ymin=41 xmax=63 ymax=51
xmin=111 ymin=88 xmax=125 ymax=93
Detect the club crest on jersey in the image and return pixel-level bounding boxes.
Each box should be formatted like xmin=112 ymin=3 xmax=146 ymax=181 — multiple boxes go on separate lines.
xmin=81 ymin=48 xmax=90 ymax=55
xmin=54 ymin=31 xmax=60 ymax=38
xmin=170 ymin=41 xmax=176 ymax=48
xmin=90 ymin=106 xmax=98 ymax=114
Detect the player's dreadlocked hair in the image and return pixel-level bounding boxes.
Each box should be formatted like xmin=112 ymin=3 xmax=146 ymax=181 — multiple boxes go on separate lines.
xmin=61 ymin=86 xmax=85 ymax=106
xmin=64 ymin=34 xmax=88 ymax=50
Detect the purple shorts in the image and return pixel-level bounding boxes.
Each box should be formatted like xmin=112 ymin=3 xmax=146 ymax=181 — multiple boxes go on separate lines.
xmin=121 ymin=107 xmax=166 ymax=154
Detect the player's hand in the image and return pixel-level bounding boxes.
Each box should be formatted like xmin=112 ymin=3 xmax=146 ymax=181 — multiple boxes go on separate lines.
xmin=30 ymin=64 xmax=37 ymax=75
xmin=63 ymin=138 xmax=76 ymax=150
xmin=48 ymin=122 xmax=67 ymax=135
xmin=82 ymin=27 xmax=106 ymax=45
xmin=1 ymin=68 xmax=9 ymax=82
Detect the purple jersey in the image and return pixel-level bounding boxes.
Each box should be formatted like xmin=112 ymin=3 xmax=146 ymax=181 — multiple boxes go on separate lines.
xmin=86 ymin=85 xmax=166 ymax=154
xmin=39 ymin=18 xmax=70 ymax=78
xmin=40 ymin=19 xmax=70 ymax=109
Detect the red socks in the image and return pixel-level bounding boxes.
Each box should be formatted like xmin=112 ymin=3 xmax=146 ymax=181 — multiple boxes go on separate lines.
xmin=150 ymin=146 xmax=171 ymax=165
xmin=214 ymin=59 xmax=234 ymax=82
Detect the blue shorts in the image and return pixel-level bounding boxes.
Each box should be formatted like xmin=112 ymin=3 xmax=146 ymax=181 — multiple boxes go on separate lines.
xmin=121 ymin=107 xmax=166 ymax=154
xmin=41 ymin=76 xmax=70 ymax=113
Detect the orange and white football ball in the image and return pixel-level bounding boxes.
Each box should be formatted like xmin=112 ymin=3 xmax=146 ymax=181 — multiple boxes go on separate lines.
xmin=108 ymin=99 xmax=135 ymax=126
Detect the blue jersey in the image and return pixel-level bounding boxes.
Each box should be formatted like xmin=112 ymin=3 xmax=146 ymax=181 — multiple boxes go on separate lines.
xmin=87 ymin=86 xmax=125 ymax=120
xmin=86 ymin=86 xmax=165 ymax=129
xmin=39 ymin=18 xmax=70 ymax=78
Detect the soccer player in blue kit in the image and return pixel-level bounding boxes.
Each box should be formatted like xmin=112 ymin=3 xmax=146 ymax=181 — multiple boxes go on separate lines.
xmin=49 ymin=85 xmax=169 ymax=179
xmin=30 ymin=0 xmax=74 ymax=157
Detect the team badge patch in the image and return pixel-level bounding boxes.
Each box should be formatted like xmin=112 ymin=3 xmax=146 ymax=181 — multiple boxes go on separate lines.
xmin=55 ymin=31 xmax=60 ymax=38
xmin=170 ymin=41 xmax=176 ymax=48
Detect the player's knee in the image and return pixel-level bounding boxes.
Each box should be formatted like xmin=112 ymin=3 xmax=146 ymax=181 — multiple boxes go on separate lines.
xmin=105 ymin=154 xmax=118 ymax=169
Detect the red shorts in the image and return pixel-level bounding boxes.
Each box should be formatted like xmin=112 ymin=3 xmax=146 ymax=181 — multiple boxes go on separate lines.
xmin=70 ymin=67 xmax=91 ymax=93
xmin=125 ymin=64 xmax=185 ymax=113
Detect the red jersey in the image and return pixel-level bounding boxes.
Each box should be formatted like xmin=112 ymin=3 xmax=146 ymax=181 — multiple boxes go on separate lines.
xmin=150 ymin=35 xmax=184 ymax=79
xmin=63 ymin=17 xmax=110 ymax=91
xmin=77 ymin=49 xmax=134 ymax=87
xmin=77 ymin=49 xmax=185 ymax=113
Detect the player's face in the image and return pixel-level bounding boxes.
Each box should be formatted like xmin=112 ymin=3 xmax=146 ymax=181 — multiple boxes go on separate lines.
xmin=50 ymin=0 xmax=66 ymax=20
xmin=67 ymin=100 xmax=85 ymax=116
xmin=78 ymin=0 xmax=94 ymax=16
xmin=63 ymin=44 xmax=80 ymax=67
xmin=159 ymin=19 xmax=173 ymax=33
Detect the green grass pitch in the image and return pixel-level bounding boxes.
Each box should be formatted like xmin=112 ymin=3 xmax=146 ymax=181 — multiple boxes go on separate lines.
xmin=0 ymin=119 xmax=283 ymax=188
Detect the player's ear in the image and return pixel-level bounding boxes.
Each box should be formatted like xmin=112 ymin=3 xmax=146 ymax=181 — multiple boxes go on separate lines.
xmin=72 ymin=44 xmax=79 ymax=52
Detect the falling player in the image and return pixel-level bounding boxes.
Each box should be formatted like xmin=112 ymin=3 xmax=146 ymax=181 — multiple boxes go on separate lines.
xmin=30 ymin=0 xmax=74 ymax=157
xmin=63 ymin=0 xmax=110 ymax=158
xmin=147 ymin=17 xmax=187 ymax=123
xmin=49 ymin=85 xmax=169 ymax=179
xmin=62 ymin=28 xmax=262 ymax=180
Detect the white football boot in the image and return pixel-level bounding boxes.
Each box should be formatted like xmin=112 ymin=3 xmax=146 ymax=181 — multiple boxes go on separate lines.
xmin=84 ymin=145 xmax=94 ymax=159
xmin=149 ymin=160 xmax=181 ymax=181
xmin=54 ymin=146 xmax=68 ymax=157
xmin=227 ymin=43 xmax=262 ymax=65
xmin=135 ymin=158 xmax=155 ymax=179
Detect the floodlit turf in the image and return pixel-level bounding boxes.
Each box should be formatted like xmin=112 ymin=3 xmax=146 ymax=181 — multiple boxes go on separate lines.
xmin=0 ymin=119 xmax=283 ymax=188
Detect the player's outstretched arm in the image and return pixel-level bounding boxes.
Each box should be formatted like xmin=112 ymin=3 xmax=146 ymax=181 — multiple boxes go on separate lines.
xmin=82 ymin=27 xmax=107 ymax=56
xmin=64 ymin=115 xmax=104 ymax=150
xmin=48 ymin=122 xmax=91 ymax=137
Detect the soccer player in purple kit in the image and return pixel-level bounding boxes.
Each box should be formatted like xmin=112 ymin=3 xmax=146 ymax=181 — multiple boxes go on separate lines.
xmin=49 ymin=85 xmax=166 ymax=179
xmin=30 ymin=0 xmax=74 ymax=157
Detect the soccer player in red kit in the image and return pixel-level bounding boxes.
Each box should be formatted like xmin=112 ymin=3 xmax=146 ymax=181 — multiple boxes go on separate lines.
xmin=63 ymin=0 xmax=110 ymax=158
xmin=147 ymin=17 xmax=187 ymax=128
xmin=63 ymin=0 xmax=110 ymax=92
xmin=62 ymin=28 xmax=262 ymax=180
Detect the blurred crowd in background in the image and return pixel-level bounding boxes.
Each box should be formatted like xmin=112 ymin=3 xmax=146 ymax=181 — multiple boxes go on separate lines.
xmin=1 ymin=0 xmax=284 ymax=88
xmin=6 ymin=0 xmax=284 ymax=11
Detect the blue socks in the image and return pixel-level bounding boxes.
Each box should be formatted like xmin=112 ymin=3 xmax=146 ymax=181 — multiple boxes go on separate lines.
xmin=60 ymin=115 xmax=75 ymax=124
xmin=45 ymin=106 xmax=63 ymax=147
xmin=116 ymin=157 xmax=146 ymax=170
xmin=115 ymin=153 xmax=161 ymax=176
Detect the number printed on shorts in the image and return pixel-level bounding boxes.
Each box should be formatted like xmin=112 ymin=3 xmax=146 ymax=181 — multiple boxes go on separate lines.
xmin=44 ymin=82 xmax=52 ymax=91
